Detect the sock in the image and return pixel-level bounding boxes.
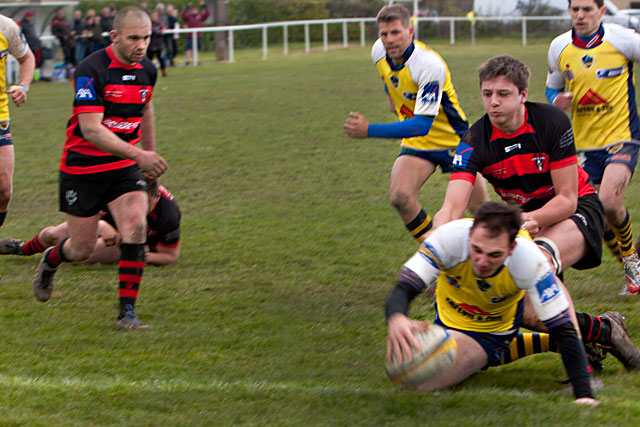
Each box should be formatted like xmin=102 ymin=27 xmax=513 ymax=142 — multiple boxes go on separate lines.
xmin=0 ymin=210 xmax=6 ymax=228
xmin=576 ymin=312 xmax=612 ymax=346
xmin=405 ymin=209 xmax=432 ymax=241
xmin=603 ymin=227 xmax=623 ymax=263
xmin=499 ymin=333 xmax=556 ymax=365
xmin=44 ymin=237 xmax=70 ymax=269
xmin=118 ymin=243 xmax=146 ymax=318
xmin=611 ymin=209 xmax=635 ymax=258
xmin=21 ymin=230 xmax=48 ymax=256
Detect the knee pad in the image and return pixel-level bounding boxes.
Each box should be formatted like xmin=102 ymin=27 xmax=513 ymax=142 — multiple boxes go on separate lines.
xmin=535 ymin=237 xmax=562 ymax=275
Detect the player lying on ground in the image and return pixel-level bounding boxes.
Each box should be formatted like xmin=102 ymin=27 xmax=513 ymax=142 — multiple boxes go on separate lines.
xmin=386 ymin=201 xmax=640 ymax=405
xmin=0 ymin=180 xmax=180 ymax=266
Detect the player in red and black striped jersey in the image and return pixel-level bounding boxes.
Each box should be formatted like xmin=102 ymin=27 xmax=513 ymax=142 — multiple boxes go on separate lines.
xmin=31 ymin=6 xmax=168 ymax=330
xmin=434 ymin=55 xmax=604 ymax=276
xmin=0 ymin=181 xmax=180 ymax=266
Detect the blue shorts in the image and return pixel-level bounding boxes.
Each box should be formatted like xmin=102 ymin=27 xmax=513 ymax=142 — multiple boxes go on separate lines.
xmin=433 ymin=298 xmax=524 ymax=366
xmin=0 ymin=121 xmax=13 ymax=147
xmin=399 ymin=147 xmax=456 ymax=173
xmin=580 ymin=142 xmax=639 ymax=184
xmin=185 ymin=37 xmax=202 ymax=51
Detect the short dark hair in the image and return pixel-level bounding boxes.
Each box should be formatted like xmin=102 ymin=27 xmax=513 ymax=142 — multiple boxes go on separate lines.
xmin=477 ymin=55 xmax=530 ymax=93
xmin=376 ymin=4 xmax=411 ymax=28
xmin=568 ymin=0 xmax=604 ymax=7
xmin=471 ymin=201 xmax=522 ymax=243
xmin=113 ymin=6 xmax=150 ymax=31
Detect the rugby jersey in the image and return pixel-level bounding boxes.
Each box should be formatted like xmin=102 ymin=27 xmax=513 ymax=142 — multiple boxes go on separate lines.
xmin=450 ymin=102 xmax=595 ymax=212
xmin=0 ymin=14 xmax=30 ymax=121
xmin=61 ymin=44 xmax=157 ymax=174
xmin=547 ymin=23 xmax=640 ymax=149
xmin=372 ymin=38 xmax=468 ymax=150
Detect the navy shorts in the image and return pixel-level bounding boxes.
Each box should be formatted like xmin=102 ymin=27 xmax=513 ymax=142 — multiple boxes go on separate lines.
xmin=580 ymin=142 xmax=639 ymax=184
xmin=59 ymin=165 xmax=146 ymax=217
xmin=0 ymin=121 xmax=13 ymax=147
xmin=433 ymin=298 xmax=524 ymax=366
xmin=399 ymin=147 xmax=457 ymax=172
xmin=185 ymin=37 xmax=202 ymax=51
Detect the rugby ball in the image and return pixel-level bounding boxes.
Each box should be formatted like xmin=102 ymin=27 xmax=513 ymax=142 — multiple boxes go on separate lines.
xmin=385 ymin=324 xmax=457 ymax=388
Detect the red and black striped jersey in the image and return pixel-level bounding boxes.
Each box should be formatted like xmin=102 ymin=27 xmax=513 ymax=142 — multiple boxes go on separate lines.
xmin=450 ymin=102 xmax=595 ymax=212
xmin=61 ymin=45 xmax=157 ymax=175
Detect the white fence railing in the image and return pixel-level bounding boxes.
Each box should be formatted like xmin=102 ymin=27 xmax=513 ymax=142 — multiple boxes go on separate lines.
xmin=161 ymin=15 xmax=571 ymax=65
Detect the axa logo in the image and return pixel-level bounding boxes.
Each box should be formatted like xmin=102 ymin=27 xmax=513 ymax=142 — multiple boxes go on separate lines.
xmin=536 ymin=273 xmax=560 ymax=304
xmin=75 ymin=77 xmax=96 ymax=101
xmin=581 ymin=53 xmax=594 ymax=70
xmin=420 ymin=81 xmax=439 ymax=104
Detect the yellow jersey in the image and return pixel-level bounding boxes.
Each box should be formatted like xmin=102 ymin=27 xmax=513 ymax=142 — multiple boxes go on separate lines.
xmin=371 ymin=39 xmax=468 ymax=150
xmin=0 ymin=14 xmax=30 ymax=121
xmin=547 ymin=24 xmax=640 ymax=150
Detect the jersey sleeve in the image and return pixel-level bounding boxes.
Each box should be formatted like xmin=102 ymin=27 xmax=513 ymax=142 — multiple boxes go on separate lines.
xmin=605 ymin=23 xmax=640 ymax=63
xmin=4 ymin=19 xmax=30 ymax=59
xmin=73 ymin=60 xmax=105 ymax=114
xmin=509 ymin=238 xmax=570 ymax=326
xmin=408 ymin=51 xmax=446 ymax=117
xmin=371 ymin=38 xmax=386 ymax=65
xmin=546 ymin=33 xmax=570 ymax=90
xmin=450 ymin=126 xmax=483 ymax=183
xmin=540 ymin=106 xmax=577 ymax=169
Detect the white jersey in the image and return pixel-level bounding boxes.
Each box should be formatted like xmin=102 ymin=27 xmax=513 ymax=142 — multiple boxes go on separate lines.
xmin=404 ymin=220 xmax=570 ymax=333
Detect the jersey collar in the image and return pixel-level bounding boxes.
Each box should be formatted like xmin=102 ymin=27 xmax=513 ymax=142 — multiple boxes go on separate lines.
xmin=106 ymin=45 xmax=144 ymax=70
xmin=489 ymin=105 xmax=535 ymax=142
xmin=385 ymin=40 xmax=416 ymax=71
xmin=571 ymin=24 xmax=605 ymax=49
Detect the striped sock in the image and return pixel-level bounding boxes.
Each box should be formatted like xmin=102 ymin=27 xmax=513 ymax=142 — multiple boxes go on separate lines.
xmin=499 ymin=333 xmax=556 ymax=365
xmin=603 ymin=227 xmax=623 ymax=263
xmin=21 ymin=231 xmax=48 ymax=256
xmin=0 ymin=210 xmax=6 ymax=228
xmin=612 ymin=209 xmax=635 ymax=258
xmin=118 ymin=243 xmax=146 ymax=318
xmin=44 ymin=237 xmax=70 ymax=269
xmin=405 ymin=208 xmax=432 ymax=241
xmin=576 ymin=312 xmax=612 ymax=346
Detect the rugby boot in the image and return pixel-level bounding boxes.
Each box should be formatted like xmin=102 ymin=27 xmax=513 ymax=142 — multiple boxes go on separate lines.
xmin=600 ymin=311 xmax=640 ymax=371
xmin=619 ymin=276 xmax=640 ymax=296
xmin=0 ymin=238 xmax=24 ymax=255
xmin=32 ymin=247 xmax=57 ymax=302
xmin=621 ymin=252 xmax=640 ymax=294
xmin=116 ymin=310 xmax=150 ymax=330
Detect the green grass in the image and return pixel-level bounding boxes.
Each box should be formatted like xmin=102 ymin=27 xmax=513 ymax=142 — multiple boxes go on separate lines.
xmin=1 ymin=39 xmax=639 ymax=424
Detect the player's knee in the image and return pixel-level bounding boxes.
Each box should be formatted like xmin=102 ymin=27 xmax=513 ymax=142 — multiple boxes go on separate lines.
xmin=390 ymin=189 xmax=412 ymax=211
xmin=0 ymin=184 xmax=12 ymax=207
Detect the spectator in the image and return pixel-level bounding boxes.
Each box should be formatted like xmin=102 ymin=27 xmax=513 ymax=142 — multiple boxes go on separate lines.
xmin=148 ymin=11 xmax=167 ymax=76
xmin=169 ymin=5 xmax=180 ymax=61
xmin=51 ymin=8 xmax=76 ymax=75
xmin=89 ymin=15 xmax=107 ymax=53
xmin=181 ymin=1 xmax=209 ymax=65
xmin=19 ymin=10 xmax=41 ymax=68
xmin=158 ymin=3 xmax=177 ymax=67
xmin=72 ymin=9 xmax=87 ymax=65
xmin=99 ymin=7 xmax=113 ymax=34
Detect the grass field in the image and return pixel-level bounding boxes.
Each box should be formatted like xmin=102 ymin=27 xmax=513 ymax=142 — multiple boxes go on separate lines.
xmin=1 ymin=39 xmax=640 ymax=424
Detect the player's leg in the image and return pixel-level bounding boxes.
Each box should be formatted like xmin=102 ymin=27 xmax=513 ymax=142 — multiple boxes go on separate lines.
xmin=412 ymin=330 xmax=488 ymax=392
xmin=389 ymin=153 xmax=436 ymax=241
xmin=2 ymin=222 xmax=72 ymax=256
xmin=0 ymin=139 xmax=15 ymax=228
xmin=108 ymin=189 xmax=149 ymax=329
xmin=80 ymin=238 xmax=121 ymax=265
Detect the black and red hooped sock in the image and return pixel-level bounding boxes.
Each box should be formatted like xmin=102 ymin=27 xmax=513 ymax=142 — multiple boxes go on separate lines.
xmin=118 ymin=243 xmax=146 ymax=318
xmin=21 ymin=230 xmax=48 ymax=256
xmin=577 ymin=312 xmax=613 ymax=346
xmin=44 ymin=237 xmax=70 ymax=269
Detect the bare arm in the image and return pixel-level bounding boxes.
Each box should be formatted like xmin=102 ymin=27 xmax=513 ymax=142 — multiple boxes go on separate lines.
xmin=7 ymin=50 xmax=35 ymax=107
xmin=145 ymin=244 xmax=180 ymax=265
xmin=433 ymin=179 xmax=474 ymax=228
xmin=78 ymin=112 xmax=167 ymax=178
xmin=521 ymin=164 xmax=578 ymax=235
xmin=138 ymin=101 xmax=156 ymax=151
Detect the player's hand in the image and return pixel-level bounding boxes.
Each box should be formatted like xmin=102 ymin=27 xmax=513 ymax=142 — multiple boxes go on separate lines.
xmin=552 ymin=92 xmax=573 ymax=112
xmin=387 ymin=314 xmax=429 ymax=363
xmin=7 ymin=85 xmax=27 ymax=107
xmin=344 ymin=112 xmax=369 ymax=139
xmin=520 ymin=214 xmax=540 ymax=237
xmin=137 ymin=150 xmax=168 ymax=179
xmin=574 ymin=397 xmax=600 ymax=407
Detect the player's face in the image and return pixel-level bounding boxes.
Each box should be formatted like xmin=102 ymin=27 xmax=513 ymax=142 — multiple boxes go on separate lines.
xmin=378 ymin=19 xmax=414 ymax=63
xmin=481 ymin=76 xmax=527 ymax=133
xmin=468 ymin=225 xmax=515 ymax=278
xmin=111 ymin=16 xmax=152 ymax=65
xmin=569 ymin=0 xmax=605 ymax=37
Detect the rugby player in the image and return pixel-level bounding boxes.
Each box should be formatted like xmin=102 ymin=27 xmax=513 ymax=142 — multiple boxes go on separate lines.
xmin=343 ymin=3 xmax=487 ymax=242
xmin=0 ymin=180 xmax=180 ymax=266
xmin=546 ymin=0 xmax=640 ymax=295
xmin=31 ymin=6 xmax=167 ymax=330
xmin=0 ymin=13 xmax=35 ymax=230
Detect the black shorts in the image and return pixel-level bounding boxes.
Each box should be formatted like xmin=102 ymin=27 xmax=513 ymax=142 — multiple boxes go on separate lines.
xmin=570 ymin=193 xmax=604 ymax=270
xmin=59 ymin=165 xmax=146 ymax=217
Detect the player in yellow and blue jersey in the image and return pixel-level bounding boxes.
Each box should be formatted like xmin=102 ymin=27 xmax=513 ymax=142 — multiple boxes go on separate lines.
xmin=343 ymin=4 xmax=486 ymax=242
xmin=0 ymin=13 xmax=34 ymax=230
xmin=546 ymin=0 xmax=640 ymax=295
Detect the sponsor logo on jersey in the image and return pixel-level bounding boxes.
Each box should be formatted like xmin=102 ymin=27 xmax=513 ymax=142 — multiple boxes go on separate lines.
xmin=122 ymin=75 xmax=136 ymax=81
xmin=420 ymin=242 xmax=444 ymax=270
xmin=578 ymin=89 xmax=608 ymax=106
xmin=563 ymin=64 xmax=574 ymax=81
xmin=531 ymin=154 xmax=546 ymax=171
xmin=596 ymin=65 xmax=625 ymax=79
xmin=389 ymin=75 xmax=400 ymax=89
xmin=581 ymin=53 xmax=594 ymax=70
xmin=536 ymin=273 xmax=560 ymax=304
xmin=576 ymin=89 xmax=612 ymax=116
xmin=452 ymin=142 xmax=473 ymax=168
xmin=504 ymin=143 xmax=521 ymax=153
xmin=444 ymin=275 xmax=461 ymax=289
xmin=102 ymin=118 xmax=140 ymax=132
xmin=402 ymin=91 xmax=417 ymax=101
xmin=607 ymin=143 xmax=624 ymax=154
xmin=75 ymin=77 xmax=97 ymax=101
xmin=140 ymin=88 xmax=150 ymax=102
xmin=420 ymin=81 xmax=439 ymax=104
xmin=446 ymin=297 xmax=501 ymax=322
